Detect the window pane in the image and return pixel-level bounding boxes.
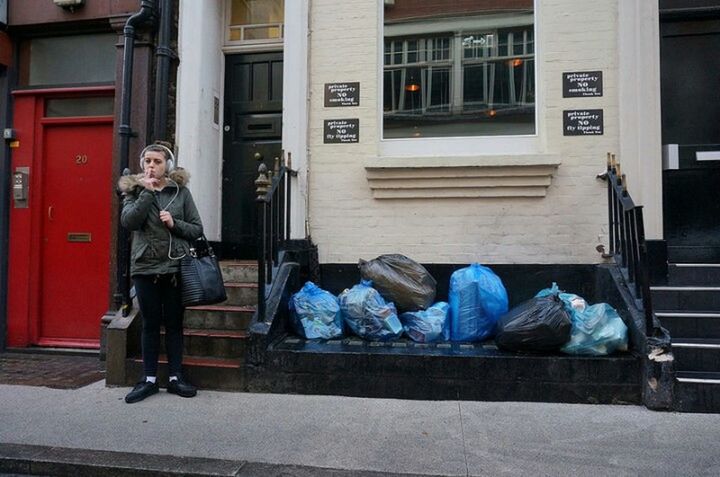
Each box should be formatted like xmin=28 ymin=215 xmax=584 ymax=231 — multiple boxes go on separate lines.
xmin=231 ymin=0 xmax=284 ymax=25
xmin=229 ymin=0 xmax=284 ymax=42
xmin=28 ymin=34 xmax=115 ymax=86
xmin=46 ymin=97 xmax=114 ymax=118
xmin=384 ymin=1 xmax=535 ymax=138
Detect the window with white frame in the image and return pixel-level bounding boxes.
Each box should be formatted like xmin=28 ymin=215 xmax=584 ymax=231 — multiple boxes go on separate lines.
xmin=227 ymin=0 xmax=284 ymax=44
xmin=383 ymin=0 xmax=535 ymax=139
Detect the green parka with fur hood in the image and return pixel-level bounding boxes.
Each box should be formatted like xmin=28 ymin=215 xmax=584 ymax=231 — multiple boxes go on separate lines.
xmin=119 ymin=168 xmax=203 ymax=276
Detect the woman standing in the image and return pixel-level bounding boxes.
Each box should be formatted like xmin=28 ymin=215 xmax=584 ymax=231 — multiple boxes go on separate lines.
xmin=119 ymin=142 xmax=203 ymax=403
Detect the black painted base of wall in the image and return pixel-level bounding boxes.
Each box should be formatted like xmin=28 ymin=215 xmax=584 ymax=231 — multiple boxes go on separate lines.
xmin=248 ymin=336 xmax=641 ymax=404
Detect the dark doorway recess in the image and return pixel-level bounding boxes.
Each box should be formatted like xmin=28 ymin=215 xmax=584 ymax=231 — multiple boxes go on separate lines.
xmin=222 ymin=52 xmax=283 ymax=259
xmin=660 ymin=6 xmax=720 ymax=261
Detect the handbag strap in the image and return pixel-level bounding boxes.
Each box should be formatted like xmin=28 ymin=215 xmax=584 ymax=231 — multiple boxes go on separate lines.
xmin=188 ymin=235 xmax=214 ymax=258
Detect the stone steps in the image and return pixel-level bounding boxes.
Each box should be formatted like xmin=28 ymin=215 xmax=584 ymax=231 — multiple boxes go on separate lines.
xmin=126 ymin=355 xmax=244 ymax=390
xmin=161 ymin=329 xmax=248 ymax=359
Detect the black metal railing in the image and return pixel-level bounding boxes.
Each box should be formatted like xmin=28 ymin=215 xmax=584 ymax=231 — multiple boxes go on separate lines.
xmin=604 ymin=153 xmax=655 ymax=336
xmin=255 ymin=153 xmax=297 ymax=322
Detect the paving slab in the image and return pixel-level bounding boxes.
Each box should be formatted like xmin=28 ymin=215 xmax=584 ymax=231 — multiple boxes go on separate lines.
xmin=1 ymin=382 xmax=720 ymax=476
xmin=460 ymin=401 xmax=720 ymax=477
xmin=0 ymin=352 xmax=103 ymax=389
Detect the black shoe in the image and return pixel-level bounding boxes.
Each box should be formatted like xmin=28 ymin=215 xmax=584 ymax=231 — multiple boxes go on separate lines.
xmin=167 ymin=378 xmax=197 ymax=398
xmin=125 ymin=380 xmax=159 ymax=403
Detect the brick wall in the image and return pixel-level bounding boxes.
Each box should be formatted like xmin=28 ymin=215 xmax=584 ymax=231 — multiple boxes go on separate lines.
xmin=308 ymin=0 xmax=620 ymax=265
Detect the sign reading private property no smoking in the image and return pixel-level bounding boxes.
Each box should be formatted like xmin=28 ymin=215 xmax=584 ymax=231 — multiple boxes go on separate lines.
xmin=563 ymin=71 xmax=603 ymax=97
xmin=324 ymin=82 xmax=360 ymax=107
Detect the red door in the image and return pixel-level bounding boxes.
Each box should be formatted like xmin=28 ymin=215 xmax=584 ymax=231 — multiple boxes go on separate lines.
xmin=37 ymin=120 xmax=112 ymax=347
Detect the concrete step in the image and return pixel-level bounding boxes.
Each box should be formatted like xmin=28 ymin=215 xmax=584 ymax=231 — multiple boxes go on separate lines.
xmin=651 ymin=286 xmax=720 ymax=311
xmin=667 ymin=246 xmax=720 ymax=264
xmin=220 ymin=260 xmax=258 ymax=283
xmin=222 ymin=282 xmax=258 ymax=307
xmin=674 ymin=371 xmax=720 ymax=413
xmin=671 ymin=339 xmax=720 ymax=373
xmin=667 ymin=263 xmax=720 ymax=286
xmin=184 ymin=304 xmax=255 ymax=331
xmin=655 ymin=312 xmax=720 ymax=340
xmin=161 ymin=329 xmax=249 ymax=359
xmin=127 ymin=355 xmax=244 ymax=390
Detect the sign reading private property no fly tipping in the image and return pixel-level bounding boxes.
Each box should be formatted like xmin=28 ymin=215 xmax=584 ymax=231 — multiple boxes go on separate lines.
xmin=324 ymin=119 xmax=359 ymax=143
xmin=563 ymin=109 xmax=603 ymax=136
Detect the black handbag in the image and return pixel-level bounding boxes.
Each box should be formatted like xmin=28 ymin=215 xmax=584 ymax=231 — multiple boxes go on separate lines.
xmin=180 ymin=236 xmax=227 ymax=307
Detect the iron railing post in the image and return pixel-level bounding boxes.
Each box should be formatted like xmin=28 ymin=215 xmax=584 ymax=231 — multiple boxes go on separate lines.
xmin=636 ymin=206 xmax=655 ymax=336
xmin=605 ymin=155 xmax=656 ymax=338
xmin=255 ymin=164 xmax=270 ymax=322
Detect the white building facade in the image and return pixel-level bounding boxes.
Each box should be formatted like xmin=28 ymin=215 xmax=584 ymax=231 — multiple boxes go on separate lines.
xmin=175 ymin=0 xmax=662 ymax=265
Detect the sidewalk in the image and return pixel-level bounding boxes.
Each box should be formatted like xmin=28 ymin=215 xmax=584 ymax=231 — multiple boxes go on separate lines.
xmin=1 ymin=380 xmax=719 ymax=476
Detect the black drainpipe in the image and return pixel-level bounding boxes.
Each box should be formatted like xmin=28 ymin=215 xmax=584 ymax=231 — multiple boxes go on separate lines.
xmin=0 ymin=43 xmax=16 ymax=352
xmin=115 ymin=0 xmax=157 ymax=315
xmin=153 ymin=0 xmax=174 ymax=142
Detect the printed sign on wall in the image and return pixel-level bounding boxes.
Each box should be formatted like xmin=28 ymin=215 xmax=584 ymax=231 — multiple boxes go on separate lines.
xmin=0 ymin=0 xmax=7 ymax=26
xmin=563 ymin=109 xmax=604 ymax=136
xmin=324 ymin=119 xmax=359 ymax=143
xmin=324 ymin=82 xmax=360 ymax=107
xmin=563 ymin=71 xmax=603 ymax=97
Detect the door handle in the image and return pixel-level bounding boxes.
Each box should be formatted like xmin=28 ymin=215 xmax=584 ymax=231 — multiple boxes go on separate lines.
xmin=48 ymin=206 xmax=54 ymax=221
xmin=254 ymin=152 xmax=263 ymax=161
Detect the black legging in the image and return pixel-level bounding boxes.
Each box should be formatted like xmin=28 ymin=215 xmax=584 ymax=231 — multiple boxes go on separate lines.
xmin=134 ymin=273 xmax=184 ymax=377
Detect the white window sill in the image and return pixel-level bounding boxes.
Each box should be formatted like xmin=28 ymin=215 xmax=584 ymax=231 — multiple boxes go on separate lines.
xmin=364 ymin=154 xmax=561 ymax=199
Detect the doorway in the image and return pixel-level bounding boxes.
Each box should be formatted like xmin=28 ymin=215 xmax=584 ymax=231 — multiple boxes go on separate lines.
xmin=660 ymin=5 xmax=720 ymax=261
xmin=222 ymin=52 xmax=283 ymax=258
xmin=6 ymin=90 xmax=114 ymax=348
xmin=38 ymin=119 xmax=112 ymax=346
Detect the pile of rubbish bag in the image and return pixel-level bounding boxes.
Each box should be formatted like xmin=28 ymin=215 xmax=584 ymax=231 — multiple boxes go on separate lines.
xmin=495 ymin=282 xmax=628 ymax=355
xmin=287 ymin=256 xmax=628 ymax=356
xmin=536 ymin=283 xmax=628 ymax=356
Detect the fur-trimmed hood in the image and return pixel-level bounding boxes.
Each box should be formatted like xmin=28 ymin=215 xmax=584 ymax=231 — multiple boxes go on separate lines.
xmin=118 ymin=167 xmax=190 ymax=193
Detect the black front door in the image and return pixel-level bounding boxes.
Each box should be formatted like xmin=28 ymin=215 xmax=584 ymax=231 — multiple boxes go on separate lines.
xmin=660 ymin=6 xmax=720 ymax=261
xmin=222 ymin=52 xmax=283 ymax=258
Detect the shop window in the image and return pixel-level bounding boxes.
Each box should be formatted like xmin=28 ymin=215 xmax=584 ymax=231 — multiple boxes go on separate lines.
xmin=228 ymin=0 xmax=284 ymax=44
xmin=21 ymin=34 xmax=116 ymax=87
xmin=383 ymin=0 xmax=535 ymax=139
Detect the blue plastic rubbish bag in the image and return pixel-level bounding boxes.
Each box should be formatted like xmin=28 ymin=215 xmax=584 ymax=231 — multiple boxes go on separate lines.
xmin=561 ymin=303 xmax=628 ymax=356
xmin=536 ymin=283 xmax=587 ymax=314
xmin=338 ymin=280 xmax=403 ymax=341
xmin=289 ymin=282 xmax=343 ymax=339
xmin=536 ymin=283 xmax=628 ymax=355
xmin=446 ymin=264 xmax=509 ymax=342
xmin=400 ymin=302 xmax=449 ymax=343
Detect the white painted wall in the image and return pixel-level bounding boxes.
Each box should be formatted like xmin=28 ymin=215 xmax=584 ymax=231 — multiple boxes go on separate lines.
xmin=618 ymin=0 xmax=663 ymax=240
xmin=176 ymin=0 xmax=224 ymax=241
xmin=282 ymin=0 xmax=310 ymax=239
xmin=304 ymin=0 xmax=660 ymax=264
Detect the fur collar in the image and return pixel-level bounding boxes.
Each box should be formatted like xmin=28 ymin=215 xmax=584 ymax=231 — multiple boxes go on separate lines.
xmin=118 ymin=167 xmax=190 ymax=193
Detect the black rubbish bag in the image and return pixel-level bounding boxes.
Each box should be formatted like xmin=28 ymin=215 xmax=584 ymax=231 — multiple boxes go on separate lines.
xmin=358 ymin=254 xmax=436 ymax=312
xmin=495 ymin=294 xmax=571 ymax=352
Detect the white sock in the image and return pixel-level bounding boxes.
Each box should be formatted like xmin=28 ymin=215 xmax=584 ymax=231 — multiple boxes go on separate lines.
xmin=145 ymin=376 xmax=157 ymax=384
xmin=169 ymin=376 xmax=178 ymax=382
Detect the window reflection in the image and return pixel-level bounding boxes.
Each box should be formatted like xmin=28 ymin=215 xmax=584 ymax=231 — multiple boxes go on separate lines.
xmin=383 ymin=0 xmax=535 ymax=139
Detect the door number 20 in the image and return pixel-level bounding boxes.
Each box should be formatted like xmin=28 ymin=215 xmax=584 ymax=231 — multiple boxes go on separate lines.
xmin=75 ymin=155 xmax=88 ymax=165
